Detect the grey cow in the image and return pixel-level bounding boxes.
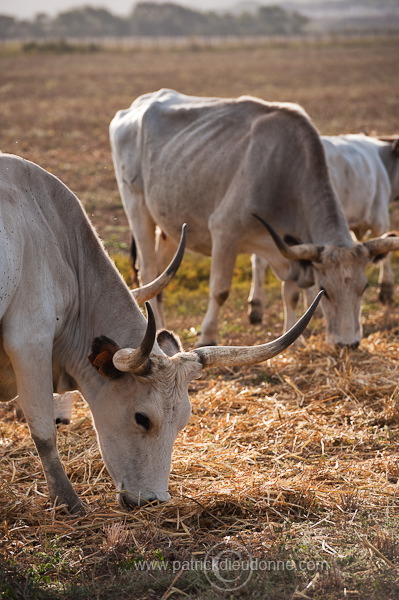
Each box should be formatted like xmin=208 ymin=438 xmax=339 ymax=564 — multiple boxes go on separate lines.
xmin=110 ymin=89 xmax=399 ymax=348
xmin=249 ymin=134 xmax=399 ymax=325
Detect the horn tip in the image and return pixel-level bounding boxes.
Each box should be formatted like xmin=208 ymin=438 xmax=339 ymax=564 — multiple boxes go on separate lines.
xmin=144 ymin=301 xmax=155 ymax=321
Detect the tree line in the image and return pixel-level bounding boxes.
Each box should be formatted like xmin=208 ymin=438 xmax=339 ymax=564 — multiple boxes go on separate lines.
xmin=0 ymin=2 xmax=309 ymax=39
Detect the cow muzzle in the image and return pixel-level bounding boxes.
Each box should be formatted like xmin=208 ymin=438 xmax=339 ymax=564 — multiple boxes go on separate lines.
xmin=118 ymin=488 xmax=171 ymax=509
xmin=337 ymin=341 xmax=360 ymax=350
xmin=326 ymin=330 xmax=361 ymax=349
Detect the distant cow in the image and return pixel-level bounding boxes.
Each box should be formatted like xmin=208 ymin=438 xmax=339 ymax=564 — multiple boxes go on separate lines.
xmin=0 ymin=153 xmax=320 ymax=513
xmin=248 ymin=134 xmax=399 ymax=324
xmin=110 ymin=89 xmax=399 ymax=348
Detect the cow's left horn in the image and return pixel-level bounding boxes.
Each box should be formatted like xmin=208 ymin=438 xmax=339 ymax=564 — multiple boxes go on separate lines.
xmin=364 ymin=232 xmax=399 ymax=258
xmin=253 ymin=214 xmax=322 ymax=261
xmin=131 ymin=224 xmax=187 ymax=303
xmin=113 ymin=302 xmax=156 ymax=372
xmin=194 ymin=290 xmax=324 ymax=369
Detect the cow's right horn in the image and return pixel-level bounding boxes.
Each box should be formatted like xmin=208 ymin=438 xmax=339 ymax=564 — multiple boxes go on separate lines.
xmin=194 ymin=290 xmax=324 ymax=369
xmin=113 ymin=302 xmax=156 ymax=373
xmin=364 ymin=232 xmax=399 ymax=258
xmin=253 ymin=214 xmax=322 ymax=261
xmin=131 ymin=224 xmax=187 ymax=303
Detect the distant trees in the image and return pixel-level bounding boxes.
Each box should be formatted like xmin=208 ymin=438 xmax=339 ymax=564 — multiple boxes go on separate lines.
xmin=0 ymin=2 xmax=310 ymax=40
xmin=130 ymin=3 xmax=308 ymax=36
xmin=130 ymin=3 xmax=210 ymax=36
xmin=52 ymin=7 xmax=130 ymax=37
xmin=0 ymin=7 xmax=130 ymax=39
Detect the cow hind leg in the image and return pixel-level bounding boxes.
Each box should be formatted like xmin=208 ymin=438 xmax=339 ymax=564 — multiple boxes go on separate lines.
xmin=378 ymin=255 xmax=395 ymax=305
xmin=248 ymin=254 xmax=268 ymax=324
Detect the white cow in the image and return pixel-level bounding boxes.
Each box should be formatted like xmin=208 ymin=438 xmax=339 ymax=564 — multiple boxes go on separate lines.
xmin=110 ymin=89 xmax=399 ymax=348
xmin=248 ymin=134 xmax=399 ymax=325
xmin=0 ymin=153 xmax=321 ymax=513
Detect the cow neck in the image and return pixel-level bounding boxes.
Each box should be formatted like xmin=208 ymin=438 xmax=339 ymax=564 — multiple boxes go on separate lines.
xmin=275 ymin=113 xmax=354 ymax=249
xmin=312 ymin=190 xmax=352 ymax=247
xmin=57 ymin=196 xmax=149 ymax=386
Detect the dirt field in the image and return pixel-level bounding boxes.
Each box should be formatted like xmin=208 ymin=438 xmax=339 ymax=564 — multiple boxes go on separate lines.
xmin=1 ymin=37 xmax=399 ymax=600
xmin=1 ymin=37 xmax=398 ymax=249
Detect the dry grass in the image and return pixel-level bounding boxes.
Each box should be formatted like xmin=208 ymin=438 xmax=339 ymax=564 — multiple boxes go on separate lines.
xmin=1 ymin=38 xmax=399 ymax=599
xmin=1 ymin=295 xmax=399 ymax=598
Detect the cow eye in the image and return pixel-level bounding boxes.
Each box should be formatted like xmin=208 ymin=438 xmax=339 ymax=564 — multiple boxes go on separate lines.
xmin=135 ymin=412 xmax=151 ymax=431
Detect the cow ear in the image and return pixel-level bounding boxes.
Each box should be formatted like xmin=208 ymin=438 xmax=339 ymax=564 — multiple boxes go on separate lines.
xmin=88 ymin=336 xmax=124 ymax=380
xmin=157 ymin=329 xmax=183 ymax=357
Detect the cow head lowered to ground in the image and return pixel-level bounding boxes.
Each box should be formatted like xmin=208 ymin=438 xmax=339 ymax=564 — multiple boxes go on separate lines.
xmin=109 ymin=89 xmax=399 ymax=349
xmin=253 ymin=214 xmax=399 ymax=347
xmin=248 ymin=134 xmax=399 ymax=325
xmin=86 ymin=296 xmax=322 ymax=509
xmin=0 ymin=154 xmax=322 ymax=513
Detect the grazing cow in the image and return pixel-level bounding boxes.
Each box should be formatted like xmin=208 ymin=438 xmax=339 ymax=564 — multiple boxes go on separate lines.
xmin=109 ymin=89 xmax=399 ymax=348
xmin=248 ymin=134 xmax=399 ymax=324
xmin=0 ymin=153 xmax=321 ymax=514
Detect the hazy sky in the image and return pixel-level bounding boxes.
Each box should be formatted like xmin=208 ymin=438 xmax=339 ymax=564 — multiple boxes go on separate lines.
xmin=1 ymin=0 xmax=251 ymax=20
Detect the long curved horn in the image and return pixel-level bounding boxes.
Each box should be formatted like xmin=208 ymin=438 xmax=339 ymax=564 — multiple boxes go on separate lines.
xmin=364 ymin=232 xmax=399 ymax=258
xmin=113 ymin=302 xmax=157 ymax=373
xmin=253 ymin=213 xmax=322 ymax=261
xmin=194 ymin=290 xmax=324 ymax=369
xmin=131 ymin=224 xmax=187 ymax=303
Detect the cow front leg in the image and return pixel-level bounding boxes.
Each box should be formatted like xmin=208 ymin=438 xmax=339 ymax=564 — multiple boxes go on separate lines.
xmin=7 ymin=345 xmax=85 ymax=514
xmin=31 ymin=431 xmax=85 ymax=514
xmin=248 ymin=254 xmax=268 ymax=324
xmin=378 ymin=255 xmax=395 ymax=305
xmin=19 ymin=395 xmax=84 ymax=513
xmin=197 ymin=242 xmax=237 ymax=347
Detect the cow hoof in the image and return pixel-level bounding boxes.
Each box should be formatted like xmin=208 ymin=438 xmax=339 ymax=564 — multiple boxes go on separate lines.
xmin=56 ymin=418 xmax=71 ymax=426
xmin=248 ymin=310 xmax=263 ymax=325
xmin=63 ymin=499 xmax=87 ymax=515
xmin=68 ymin=502 xmax=87 ymax=516
xmin=248 ymin=300 xmax=263 ymax=324
xmin=14 ymin=407 xmax=25 ymax=421
xmin=378 ymin=283 xmax=394 ymax=305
